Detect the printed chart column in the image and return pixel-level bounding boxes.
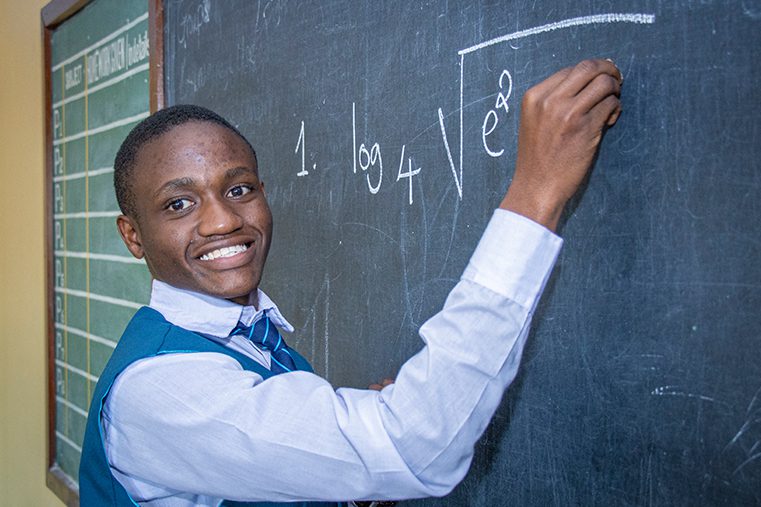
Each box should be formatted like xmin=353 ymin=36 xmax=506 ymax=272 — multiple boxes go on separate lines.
xmin=50 ymin=0 xmax=152 ymax=486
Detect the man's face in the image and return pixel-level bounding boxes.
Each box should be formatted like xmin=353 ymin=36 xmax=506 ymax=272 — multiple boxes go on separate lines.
xmin=117 ymin=121 xmax=272 ymax=306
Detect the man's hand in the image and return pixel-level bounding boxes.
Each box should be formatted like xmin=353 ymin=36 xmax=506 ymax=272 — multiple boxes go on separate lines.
xmin=501 ymin=59 xmax=623 ymax=231
xmin=368 ymin=378 xmax=394 ymax=391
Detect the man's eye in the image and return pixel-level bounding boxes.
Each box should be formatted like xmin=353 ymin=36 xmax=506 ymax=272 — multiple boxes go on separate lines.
xmin=227 ymin=185 xmax=253 ymax=198
xmin=167 ymin=198 xmax=193 ymax=212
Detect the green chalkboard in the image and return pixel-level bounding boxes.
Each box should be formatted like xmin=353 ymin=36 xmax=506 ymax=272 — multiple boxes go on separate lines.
xmin=45 ymin=0 xmax=153 ymax=501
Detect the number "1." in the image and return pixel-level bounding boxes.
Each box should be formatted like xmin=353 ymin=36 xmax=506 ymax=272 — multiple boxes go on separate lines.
xmin=295 ymin=121 xmax=309 ymax=177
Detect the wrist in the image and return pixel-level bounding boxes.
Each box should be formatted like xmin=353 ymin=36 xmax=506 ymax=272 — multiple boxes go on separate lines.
xmin=499 ymin=184 xmax=566 ymax=232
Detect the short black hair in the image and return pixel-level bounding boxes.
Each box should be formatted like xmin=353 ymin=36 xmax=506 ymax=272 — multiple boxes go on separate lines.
xmin=114 ymin=104 xmax=256 ymax=218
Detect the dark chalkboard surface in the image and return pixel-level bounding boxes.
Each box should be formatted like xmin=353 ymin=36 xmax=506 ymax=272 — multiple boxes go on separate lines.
xmin=163 ymin=1 xmax=760 ymax=504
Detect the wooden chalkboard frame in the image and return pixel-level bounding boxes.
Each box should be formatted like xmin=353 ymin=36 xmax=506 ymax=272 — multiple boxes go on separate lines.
xmin=42 ymin=0 xmax=163 ymax=503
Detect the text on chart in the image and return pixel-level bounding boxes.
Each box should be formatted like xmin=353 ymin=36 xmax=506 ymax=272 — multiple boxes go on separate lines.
xmin=53 ymin=29 xmax=149 ymax=142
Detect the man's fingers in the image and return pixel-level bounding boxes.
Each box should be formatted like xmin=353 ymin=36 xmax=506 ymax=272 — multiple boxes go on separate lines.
xmin=573 ymin=72 xmax=621 ymax=115
xmin=528 ymin=66 xmax=573 ymax=97
xmin=555 ymin=59 xmax=622 ymax=98
xmin=606 ymin=102 xmax=623 ymax=127
xmin=368 ymin=378 xmax=395 ymax=391
xmin=588 ymin=94 xmax=622 ymax=131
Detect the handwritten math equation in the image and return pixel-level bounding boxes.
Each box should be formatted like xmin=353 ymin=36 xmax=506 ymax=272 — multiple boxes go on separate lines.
xmin=291 ymin=69 xmax=514 ymax=205
xmin=286 ymin=13 xmax=655 ymax=205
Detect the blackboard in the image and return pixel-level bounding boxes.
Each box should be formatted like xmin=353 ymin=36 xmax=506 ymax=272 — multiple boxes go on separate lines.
xmin=162 ymin=1 xmax=761 ymax=505
xmin=43 ymin=0 xmax=160 ymax=502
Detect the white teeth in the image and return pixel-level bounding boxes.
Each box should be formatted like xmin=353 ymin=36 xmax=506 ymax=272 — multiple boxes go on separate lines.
xmin=200 ymin=244 xmax=248 ymax=261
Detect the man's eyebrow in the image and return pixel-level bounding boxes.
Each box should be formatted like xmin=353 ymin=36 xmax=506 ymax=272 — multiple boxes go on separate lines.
xmin=224 ymin=166 xmax=258 ymax=180
xmin=153 ymin=177 xmax=195 ymax=199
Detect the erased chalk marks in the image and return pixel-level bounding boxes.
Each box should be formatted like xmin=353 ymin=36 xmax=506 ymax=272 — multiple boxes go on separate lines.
xmin=742 ymin=0 xmax=761 ymax=20
xmin=651 ymin=382 xmax=761 ymax=486
xmin=725 ymin=384 xmax=761 ymax=476
xmin=650 ymin=385 xmax=728 ymax=406
xmin=178 ymin=0 xmax=211 ymax=49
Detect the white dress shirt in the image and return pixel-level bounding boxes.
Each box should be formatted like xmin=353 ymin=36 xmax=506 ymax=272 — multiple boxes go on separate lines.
xmin=101 ymin=209 xmax=563 ymax=506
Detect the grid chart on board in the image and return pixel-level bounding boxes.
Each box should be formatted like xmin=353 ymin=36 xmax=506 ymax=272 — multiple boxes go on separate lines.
xmin=50 ymin=0 xmax=151 ymax=485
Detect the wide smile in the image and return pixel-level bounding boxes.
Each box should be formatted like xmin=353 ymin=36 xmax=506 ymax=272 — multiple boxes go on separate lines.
xmin=195 ymin=241 xmax=256 ymax=268
xmin=199 ymin=243 xmax=249 ymax=261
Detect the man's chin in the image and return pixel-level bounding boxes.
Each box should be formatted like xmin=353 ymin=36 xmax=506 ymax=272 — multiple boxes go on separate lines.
xmin=225 ymin=291 xmax=258 ymax=306
xmin=212 ymin=282 xmax=260 ymax=306
xmin=157 ymin=276 xmax=260 ymax=306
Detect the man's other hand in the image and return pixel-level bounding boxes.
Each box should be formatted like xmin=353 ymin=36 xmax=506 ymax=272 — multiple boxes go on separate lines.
xmin=368 ymin=378 xmax=394 ymax=391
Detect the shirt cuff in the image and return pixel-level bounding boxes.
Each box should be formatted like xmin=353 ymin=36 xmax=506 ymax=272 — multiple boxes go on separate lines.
xmin=462 ymin=209 xmax=563 ymax=309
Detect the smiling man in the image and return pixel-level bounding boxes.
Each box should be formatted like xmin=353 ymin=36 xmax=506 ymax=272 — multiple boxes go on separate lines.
xmin=114 ymin=116 xmax=272 ymax=306
xmin=80 ymin=59 xmax=623 ymax=506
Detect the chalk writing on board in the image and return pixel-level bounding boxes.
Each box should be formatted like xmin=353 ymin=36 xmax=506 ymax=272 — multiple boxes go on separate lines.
xmin=178 ymin=0 xmax=211 ymax=49
xmin=290 ymin=14 xmax=655 ymax=207
xmin=294 ymin=120 xmax=310 ymax=177
xmin=396 ymin=144 xmax=421 ymax=205
xmin=438 ymin=12 xmax=656 ymax=199
xmin=352 ymin=101 xmax=384 ymax=195
xmin=314 ymin=102 xmax=426 ymax=203
xmin=482 ymin=69 xmax=513 ymax=158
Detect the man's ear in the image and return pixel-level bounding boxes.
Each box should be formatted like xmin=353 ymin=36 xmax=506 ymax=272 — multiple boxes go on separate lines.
xmin=116 ymin=215 xmax=145 ymax=259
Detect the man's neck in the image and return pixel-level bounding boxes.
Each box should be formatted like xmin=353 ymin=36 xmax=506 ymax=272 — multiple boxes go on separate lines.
xmin=227 ymin=291 xmax=260 ymax=309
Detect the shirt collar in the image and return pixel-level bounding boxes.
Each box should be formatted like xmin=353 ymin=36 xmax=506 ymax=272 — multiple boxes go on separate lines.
xmin=148 ymin=279 xmax=295 ymax=338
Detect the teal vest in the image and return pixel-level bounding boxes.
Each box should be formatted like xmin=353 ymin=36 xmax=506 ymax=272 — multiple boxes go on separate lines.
xmin=79 ymin=306 xmax=343 ymax=507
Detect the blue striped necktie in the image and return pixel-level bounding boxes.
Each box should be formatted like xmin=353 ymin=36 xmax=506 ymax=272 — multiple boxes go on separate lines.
xmin=230 ymin=312 xmax=297 ymax=374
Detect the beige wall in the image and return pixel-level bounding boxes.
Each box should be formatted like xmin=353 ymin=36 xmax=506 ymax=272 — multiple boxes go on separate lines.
xmin=0 ymin=0 xmax=66 ymax=505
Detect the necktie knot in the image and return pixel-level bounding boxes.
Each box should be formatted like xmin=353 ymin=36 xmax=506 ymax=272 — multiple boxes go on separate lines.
xmin=230 ymin=313 xmax=296 ymax=374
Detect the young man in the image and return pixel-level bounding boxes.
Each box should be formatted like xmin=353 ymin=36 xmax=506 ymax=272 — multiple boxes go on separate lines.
xmin=80 ymin=59 xmax=623 ymax=506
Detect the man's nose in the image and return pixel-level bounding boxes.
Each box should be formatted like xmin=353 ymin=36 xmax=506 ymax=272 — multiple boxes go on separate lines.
xmin=197 ymin=198 xmax=243 ymax=236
